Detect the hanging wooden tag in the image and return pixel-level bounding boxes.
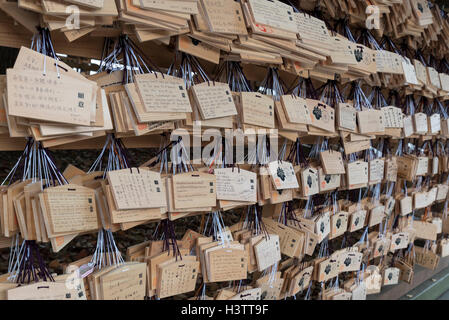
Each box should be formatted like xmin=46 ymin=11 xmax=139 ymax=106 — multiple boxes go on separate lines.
xmin=436 ymin=184 xmax=449 ymax=201
xmin=336 ymin=103 xmax=357 ymax=132
xmin=239 ymin=92 xmax=275 ymax=128
xmin=246 ymin=234 xmax=264 ymax=272
xmin=191 ymin=82 xmax=237 ymax=120
xmin=401 ymin=57 xmax=419 ymax=85
xmin=398 ymin=195 xmax=413 ymax=216
xmin=395 ymin=260 xmax=414 ymax=284
xmin=306 ymin=99 xmax=335 ymax=133
xmin=229 ymin=288 xmax=261 ymax=300
xmin=375 ymin=50 xmax=404 ymax=74
xmin=329 ymin=212 xmax=348 ymax=239
xmin=315 ymin=211 xmax=330 ymax=243
xmin=104 ymin=185 xmax=163 ymax=224
xmin=317 ymin=256 xmax=338 ymax=282
xmin=40 ymin=184 xmax=98 ymax=235
xmin=413 ymin=221 xmax=438 ymax=241
xmin=107 ymin=168 xmax=165 ymax=210
xmin=256 ymin=272 xmax=283 ymax=300
xmin=348 ymin=43 xmax=377 ymax=74
xmin=254 ymin=234 xmax=281 ymax=271
xmin=262 ymin=218 xmax=304 ymax=258
xmin=384 ymin=197 xmax=396 ymax=216
xmin=7 ymin=281 xmax=82 ymax=300
xmin=345 ymin=161 xmax=368 ymax=189
xmin=134 ymin=73 xmax=192 ymax=113
xmin=206 ymin=244 xmax=247 ymax=282
xmin=427 ymin=115 xmax=440 ymax=136
xmin=438 ymin=239 xmax=449 ymax=257
xmin=125 ymin=83 xmax=186 ymax=122
xmin=348 ymin=210 xmax=366 ymax=232
xmin=330 ymin=291 xmax=352 ymax=300
xmin=414 ymin=246 xmax=440 ymax=270
xmin=383 ymin=267 xmax=400 ymax=286
xmin=172 ymin=172 xmax=216 ymax=209
xmin=369 ymin=159 xmax=385 ymax=184
xmin=415 ymin=156 xmax=429 ymax=176
xmin=6 ymin=180 xmax=32 ymax=236
xmin=280 ymin=95 xmax=311 ymax=125
xmin=320 ymin=150 xmax=345 ymax=175
xmin=336 ymin=250 xmax=362 ymax=273
xmin=341 ymin=132 xmax=371 ymax=155
xmin=414 ymin=59 xmax=428 ymax=86
xmin=100 ymin=263 xmax=146 ymax=300
xmin=268 ymin=161 xmax=299 ymax=190
xmin=350 ymin=281 xmax=367 ymax=300
xmin=294 ymin=12 xmax=332 ymax=47
xmin=247 ymin=0 xmax=297 ymax=33
xmin=66 ymin=0 xmax=104 ymax=9
xmin=390 ymin=232 xmax=409 ymax=252
xmin=403 ymin=115 xmax=415 ymax=137
xmin=440 ymin=73 xmax=449 ymax=92
xmin=318 ymin=167 xmax=340 ymax=193
xmin=214 ymin=168 xmax=257 ymax=202
xmin=157 ymin=256 xmax=199 ymax=299
xmin=397 ymin=155 xmax=418 ymax=181
xmin=428 ymin=187 xmax=438 ymax=204
xmin=6 ymin=69 xmax=94 ymax=126
xmin=439 ymin=155 xmax=449 ymax=172
xmin=301 ymin=228 xmax=319 ymax=256
xmin=382 ymin=106 xmax=404 ymax=128
xmin=259 ymin=167 xmax=273 ymax=200
xmin=368 ymin=206 xmax=385 ymax=227
xmin=413 ymin=113 xmax=428 ymax=134
xmin=289 ymin=265 xmax=313 ymax=296
xmin=241 ymin=1 xmax=297 ymax=42
xmin=13 ymin=47 xmax=84 ymax=79
xmin=216 ymin=227 xmax=233 ymax=243
xmin=357 ymin=109 xmax=385 ymax=134
xmin=384 ymin=157 xmax=398 ymax=182
xmin=177 ymin=36 xmax=220 ymax=65
xmin=24 ymin=180 xmax=47 ymax=241
xmin=270 ymin=188 xmax=293 ymax=204
xmin=372 ymin=237 xmax=391 ymax=259
xmin=200 ymin=0 xmax=248 ymax=35
xmin=431 ymin=156 xmax=439 ymax=175
xmin=299 ymin=167 xmax=319 ymax=197
xmin=328 ymin=36 xmax=357 ymax=65
xmin=427 ymin=67 xmax=441 ymax=89
xmin=14 ymin=193 xmax=29 ymax=240
xmin=139 ymin=0 xmax=198 ymax=13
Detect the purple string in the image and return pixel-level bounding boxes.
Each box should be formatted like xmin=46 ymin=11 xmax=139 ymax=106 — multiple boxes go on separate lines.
xmin=160 ymin=219 xmax=182 ymax=261
xmin=16 ymin=241 xmax=54 ymax=284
